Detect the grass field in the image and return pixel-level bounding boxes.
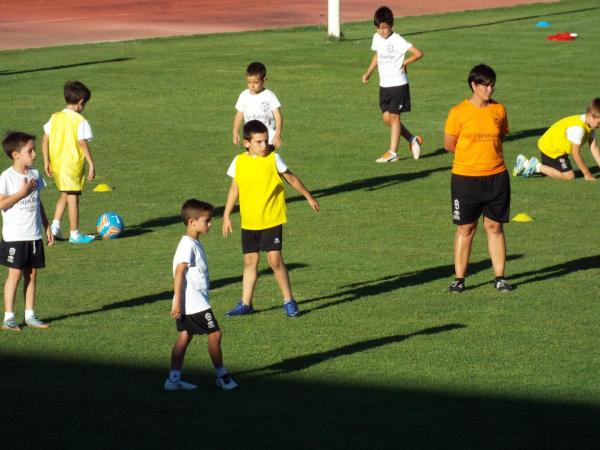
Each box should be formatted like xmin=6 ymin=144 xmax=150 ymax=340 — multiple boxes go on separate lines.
xmin=2 ymin=0 xmax=600 ymax=448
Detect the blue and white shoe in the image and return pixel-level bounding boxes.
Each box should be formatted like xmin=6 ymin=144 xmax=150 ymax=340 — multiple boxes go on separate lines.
xmin=283 ymin=299 xmax=300 ymax=317
xmin=225 ymin=301 xmax=254 ymax=317
xmin=216 ymin=373 xmax=238 ymax=391
xmin=69 ymin=233 xmax=95 ymax=244
xmin=2 ymin=318 xmax=21 ymax=331
xmin=523 ymin=156 xmax=540 ymax=178
xmin=164 ymin=378 xmax=197 ymax=391
xmin=512 ymin=154 xmax=528 ymax=176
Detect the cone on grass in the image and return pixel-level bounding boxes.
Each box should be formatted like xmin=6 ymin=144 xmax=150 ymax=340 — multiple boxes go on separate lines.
xmin=93 ymin=183 xmax=113 ymax=192
xmin=512 ymin=213 xmax=533 ymax=222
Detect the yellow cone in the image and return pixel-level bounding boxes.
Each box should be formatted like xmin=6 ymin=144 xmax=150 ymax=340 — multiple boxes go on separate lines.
xmin=93 ymin=183 xmax=113 ymax=192
xmin=512 ymin=212 xmax=533 ymax=222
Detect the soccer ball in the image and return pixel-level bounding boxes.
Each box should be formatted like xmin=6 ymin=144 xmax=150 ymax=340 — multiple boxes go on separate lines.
xmin=96 ymin=211 xmax=124 ymax=239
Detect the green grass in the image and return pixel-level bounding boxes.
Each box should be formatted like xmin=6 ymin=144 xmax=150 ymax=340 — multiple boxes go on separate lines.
xmin=2 ymin=0 xmax=600 ymax=448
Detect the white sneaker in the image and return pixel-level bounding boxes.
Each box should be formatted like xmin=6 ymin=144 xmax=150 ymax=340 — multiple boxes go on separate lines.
xmin=375 ymin=151 xmax=398 ymax=163
xmin=410 ymin=135 xmax=423 ymax=160
xmin=164 ymin=378 xmax=197 ymax=391
xmin=216 ymin=373 xmax=238 ymax=390
xmin=51 ymin=224 xmax=63 ymax=240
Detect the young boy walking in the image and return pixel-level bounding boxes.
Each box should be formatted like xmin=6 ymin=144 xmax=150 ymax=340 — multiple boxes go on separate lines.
xmin=1 ymin=132 xmax=54 ymax=331
xmin=222 ymin=120 xmax=320 ymax=317
xmin=362 ymin=6 xmax=424 ymax=163
xmin=165 ymin=199 xmax=237 ymax=391
xmin=514 ymin=98 xmax=600 ymax=180
xmin=42 ymin=80 xmax=96 ymax=244
xmin=233 ymin=62 xmax=283 ymax=149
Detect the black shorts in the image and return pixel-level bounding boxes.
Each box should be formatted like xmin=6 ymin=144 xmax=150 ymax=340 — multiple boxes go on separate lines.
xmin=0 ymin=240 xmax=45 ymax=269
xmin=541 ymin=152 xmax=572 ymax=173
xmin=241 ymin=225 xmax=283 ymax=254
xmin=451 ymin=171 xmax=510 ymax=225
xmin=176 ymin=309 xmax=220 ymax=335
xmin=379 ymin=84 xmax=411 ymax=114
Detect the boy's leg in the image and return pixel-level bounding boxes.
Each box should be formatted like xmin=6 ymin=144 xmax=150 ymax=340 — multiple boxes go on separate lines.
xmin=22 ymin=267 xmax=48 ymax=328
xmin=66 ymin=193 xmax=80 ymax=233
xmin=539 ymin=165 xmax=575 ymax=180
xmin=53 ymin=192 xmax=68 ymax=222
xmin=170 ymin=330 xmax=193 ymax=371
xmin=266 ymin=250 xmax=293 ymax=301
xmin=383 ymin=112 xmax=401 ymax=154
xmin=207 ymin=330 xmax=223 ymax=368
xmin=3 ymin=268 xmax=22 ymax=330
xmin=241 ymin=252 xmax=259 ymax=305
xmin=483 ymin=218 xmax=506 ymax=278
xmin=453 ymin=222 xmax=477 ymax=279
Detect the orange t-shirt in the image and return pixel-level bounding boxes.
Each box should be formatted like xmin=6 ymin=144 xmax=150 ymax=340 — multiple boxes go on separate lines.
xmin=445 ymin=99 xmax=509 ymax=176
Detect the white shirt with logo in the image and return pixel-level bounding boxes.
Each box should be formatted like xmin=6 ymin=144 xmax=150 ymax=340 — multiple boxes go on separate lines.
xmin=0 ymin=167 xmax=45 ymax=242
xmin=172 ymin=236 xmax=211 ymax=315
xmin=371 ymin=32 xmax=413 ymax=88
xmin=235 ymin=89 xmax=281 ymax=144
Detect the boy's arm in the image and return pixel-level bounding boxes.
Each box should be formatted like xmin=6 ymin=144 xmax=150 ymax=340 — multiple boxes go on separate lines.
xmin=281 ymin=170 xmax=320 ymax=212
xmin=39 ymin=201 xmax=54 ymax=246
xmin=571 ymin=143 xmax=595 ymax=181
xmin=0 ymin=178 xmax=36 ymax=210
xmin=171 ymin=263 xmax=187 ymax=319
xmin=79 ymin=140 xmax=96 ymax=181
xmin=232 ymin=111 xmax=244 ymax=146
xmin=272 ymin=108 xmax=283 ymax=149
xmin=42 ymin=134 xmax=52 ymax=177
xmin=222 ymin=179 xmax=239 ymax=237
xmin=402 ymin=46 xmax=423 ymax=72
xmin=362 ymin=53 xmax=378 ymax=84
xmin=444 ymin=134 xmax=458 ymax=153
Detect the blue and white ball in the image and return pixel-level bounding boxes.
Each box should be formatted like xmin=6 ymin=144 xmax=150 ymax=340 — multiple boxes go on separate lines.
xmin=96 ymin=211 xmax=124 ymax=239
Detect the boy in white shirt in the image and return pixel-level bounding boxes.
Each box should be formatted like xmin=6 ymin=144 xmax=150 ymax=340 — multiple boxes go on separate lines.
xmin=165 ymin=199 xmax=237 ymax=391
xmin=233 ymin=62 xmax=283 ymax=149
xmin=0 ymin=132 xmax=54 ymax=331
xmin=362 ymin=6 xmax=424 ymax=163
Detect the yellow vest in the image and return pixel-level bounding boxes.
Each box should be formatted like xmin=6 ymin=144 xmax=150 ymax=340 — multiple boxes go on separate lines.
xmin=49 ymin=111 xmax=86 ymax=191
xmin=538 ymin=115 xmax=591 ymax=159
xmin=234 ymin=152 xmax=286 ymax=230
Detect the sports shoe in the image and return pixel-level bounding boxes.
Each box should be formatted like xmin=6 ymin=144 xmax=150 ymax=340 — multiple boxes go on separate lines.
xmin=375 ymin=151 xmax=398 ymax=163
xmin=25 ymin=315 xmax=50 ymax=329
xmin=51 ymin=224 xmax=63 ymax=240
xmin=522 ymin=157 xmax=539 ymax=178
xmin=512 ymin=154 xmax=528 ymax=176
xmin=2 ymin=318 xmax=21 ymax=331
xmin=410 ymin=135 xmax=423 ymax=160
xmin=494 ymin=278 xmax=513 ymax=292
xmin=225 ymin=301 xmax=254 ymax=317
xmin=69 ymin=233 xmax=95 ymax=244
xmin=216 ymin=373 xmax=238 ymax=391
xmin=164 ymin=378 xmax=197 ymax=391
xmin=448 ymin=279 xmax=465 ymax=293
xmin=283 ymin=299 xmax=300 ymax=317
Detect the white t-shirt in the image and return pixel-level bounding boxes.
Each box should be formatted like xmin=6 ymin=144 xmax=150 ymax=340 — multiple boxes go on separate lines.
xmin=371 ymin=32 xmax=413 ymax=88
xmin=43 ymin=109 xmax=94 ymax=140
xmin=227 ymin=153 xmax=288 ymax=178
xmin=565 ymin=115 xmax=588 ymax=145
xmin=172 ymin=236 xmax=211 ymax=315
xmin=0 ymin=167 xmax=46 ymax=241
xmin=235 ymin=89 xmax=281 ymax=144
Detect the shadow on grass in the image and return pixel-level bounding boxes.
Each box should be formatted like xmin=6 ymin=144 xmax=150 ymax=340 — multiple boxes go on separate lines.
xmin=0 ymin=58 xmax=134 ymax=76
xmin=504 ymin=127 xmax=546 ymax=142
xmin=510 ymin=254 xmax=600 ymax=288
xmin=240 ymin=323 xmax=466 ymax=376
xmin=44 ymin=263 xmax=307 ymax=323
xmin=3 ymin=352 xmax=600 ymax=449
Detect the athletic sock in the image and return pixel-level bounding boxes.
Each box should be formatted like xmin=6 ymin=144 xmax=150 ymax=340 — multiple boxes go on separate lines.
xmin=52 ymin=219 xmax=60 ymax=228
xmin=215 ymin=366 xmax=228 ymax=377
xmin=70 ymin=230 xmax=80 ymax=238
xmin=495 ymin=276 xmax=505 ymax=282
xmin=535 ymin=162 xmax=542 ymax=173
xmin=169 ymin=370 xmax=181 ymax=382
xmin=25 ymin=309 xmax=35 ymax=320
xmin=456 ymin=278 xmax=465 ymax=283
xmin=4 ymin=312 xmax=15 ymax=321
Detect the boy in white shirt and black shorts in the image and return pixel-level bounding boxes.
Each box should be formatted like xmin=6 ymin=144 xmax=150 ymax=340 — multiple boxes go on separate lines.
xmin=0 ymin=132 xmax=54 ymax=331
xmin=165 ymin=199 xmax=237 ymax=391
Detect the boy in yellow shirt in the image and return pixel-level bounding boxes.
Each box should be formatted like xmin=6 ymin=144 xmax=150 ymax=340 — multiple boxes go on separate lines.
xmin=222 ymin=120 xmax=319 ymax=317
xmin=42 ymin=81 xmax=96 ymax=244
xmin=514 ymin=98 xmax=600 ymax=180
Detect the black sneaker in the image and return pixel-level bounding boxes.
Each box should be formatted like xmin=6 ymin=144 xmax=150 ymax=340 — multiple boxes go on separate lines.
xmin=448 ymin=279 xmax=465 ymax=293
xmin=494 ymin=278 xmax=513 ymax=292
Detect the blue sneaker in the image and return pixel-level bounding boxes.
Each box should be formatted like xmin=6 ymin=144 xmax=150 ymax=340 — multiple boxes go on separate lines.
xmin=512 ymin=154 xmax=528 ymax=176
xmin=225 ymin=301 xmax=254 ymax=317
xmin=69 ymin=233 xmax=95 ymax=244
xmin=283 ymin=299 xmax=300 ymax=317
xmin=523 ymin=157 xmax=539 ymax=177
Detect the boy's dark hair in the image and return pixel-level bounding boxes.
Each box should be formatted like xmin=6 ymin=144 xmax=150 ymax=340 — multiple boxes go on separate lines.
xmin=181 ymin=199 xmax=214 ymax=225
xmin=374 ymin=6 xmax=394 ymax=27
xmin=586 ymin=98 xmax=600 ymax=117
xmin=243 ymin=120 xmax=269 ymax=141
xmin=64 ymin=80 xmax=91 ymax=104
xmin=246 ymin=62 xmax=267 ymax=79
xmin=2 ymin=131 xmax=35 ymax=159
xmin=468 ymin=64 xmax=496 ymax=91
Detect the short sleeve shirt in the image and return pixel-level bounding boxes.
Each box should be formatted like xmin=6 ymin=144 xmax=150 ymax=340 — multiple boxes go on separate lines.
xmin=172 ymin=236 xmax=211 ymax=315
xmin=235 ymin=89 xmax=281 ymax=144
xmin=43 ymin=109 xmax=93 ymax=140
xmin=0 ymin=167 xmax=46 ymax=241
xmin=371 ymin=32 xmax=412 ymax=87
xmin=227 ymin=152 xmax=288 ymax=177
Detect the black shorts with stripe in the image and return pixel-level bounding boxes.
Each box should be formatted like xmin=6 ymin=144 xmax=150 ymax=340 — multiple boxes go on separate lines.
xmin=176 ymin=309 xmax=220 ymax=335
xmin=0 ymin=239 xmax=45 ymax=269
xmin=451 ymin=170 xmax=511 ymax=225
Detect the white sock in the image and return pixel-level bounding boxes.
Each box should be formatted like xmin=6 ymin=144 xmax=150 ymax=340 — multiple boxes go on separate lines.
xmin=25 ymin=309 xmax=35 ymax=320
xmin=169 ymin=370 xmax=181 ymax=382
xmin=535 ymin=162 xmax=542 ymax=173
xmin=4 ymin=312 xmax=15 ymax=321
xmin=70 ymin=230 xmax=80 ymax=238
xmin=52 ymin=219 xmax=60 ymax=228
xmin=215 ymin=366 xmax=228 ymax=377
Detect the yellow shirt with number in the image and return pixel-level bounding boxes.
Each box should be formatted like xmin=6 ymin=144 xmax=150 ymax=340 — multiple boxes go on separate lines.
xmin=234 ymin=152 xmax=286 ymax=230
xmin=49 ymin=111 xmax=86 ymax=191
xmin=537 ymin=115 xmax=591 ymax=159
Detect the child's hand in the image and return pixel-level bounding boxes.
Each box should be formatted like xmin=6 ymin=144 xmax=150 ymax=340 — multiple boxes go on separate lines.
xmin=222 ymin=217 xmax=232 ymax=237
xmin=87 ymin=163 xmax=96 ymax=181
xmin=171 ymin=304 xmax=181 ymax=320
xmin=361 ymin=73 xmax=371 ymax=84
xmin=273 ymin=135 xmax=282 ymax=149
xmin=307 ymin=196 xmax=320 ymax=213
xmin=46 ymin=226 xmax=54 ymax=247
xmin=20 ymin=178 xmax=36 ymax=196
xmin=44 ymin=162 xmax=52 ymax=177
xmin=233 ymin=134 xmax=240 ymax=146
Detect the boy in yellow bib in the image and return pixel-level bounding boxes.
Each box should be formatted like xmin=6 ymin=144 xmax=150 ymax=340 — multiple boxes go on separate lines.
xmin=42 ymin=81 xmax=96 ymax=244
xmin=222 ymin=120 xmax=320 ymax=317
xmin=514 ymin=98 xmax=600 ymax=180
